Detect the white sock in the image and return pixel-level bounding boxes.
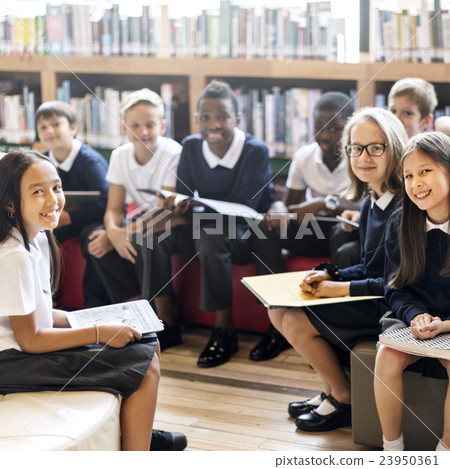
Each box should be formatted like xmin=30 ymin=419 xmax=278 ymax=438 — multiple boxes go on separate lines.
xmin=307 ymin=393 xmax=324 ymax=407
xmin=383 ymin=434 xmax=404 ymax=451
xmin=436 ymin=440 xmax=450 ymax=451
xmin=315 ymin=398 xmax=337 ymax=416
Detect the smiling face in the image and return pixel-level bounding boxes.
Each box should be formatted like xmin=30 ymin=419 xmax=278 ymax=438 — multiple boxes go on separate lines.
xmin=121 ymin=103 xmax=166 ymax=162
xmin=195 ymin=97 xmax=240 ymax=158
xmin=349 ymin=121 xmax=390 ymax=197
xmin=19 ymin=160 xmax=65 ymax=239
xmin=36 ymin=114 xmax=77 ymax=162
xmin=388 ymin=95 xmax=431 ymax=138
xmin=403 ymin=151 xmax=450 ymax=224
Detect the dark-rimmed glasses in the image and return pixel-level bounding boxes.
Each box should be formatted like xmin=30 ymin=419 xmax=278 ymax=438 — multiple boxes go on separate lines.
xmin=345 ymin=143 xmax=388 ymax=158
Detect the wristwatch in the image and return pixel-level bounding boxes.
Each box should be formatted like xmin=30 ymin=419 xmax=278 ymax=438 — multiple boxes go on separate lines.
xmin=324 ymin=194 xmax=340 ymax=211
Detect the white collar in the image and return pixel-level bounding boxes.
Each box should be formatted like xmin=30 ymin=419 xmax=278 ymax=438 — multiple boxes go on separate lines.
xmin=370 ymin=191 xmax=395 ymax=210
xmin=48 ymin=139 xmax=82 ymax=171
xmin=202 ymin=128 xmax=245 ymax=169
xmin=426 ymin=219 xmax=450 ymax=234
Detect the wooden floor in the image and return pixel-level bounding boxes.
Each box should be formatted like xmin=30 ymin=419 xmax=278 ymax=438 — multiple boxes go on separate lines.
xmin=153 ymin=325 xmax=377 ymax=451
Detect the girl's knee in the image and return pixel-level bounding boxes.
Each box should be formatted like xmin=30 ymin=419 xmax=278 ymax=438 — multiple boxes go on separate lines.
xmin=282 ymin=309 xmax=313 ymax=337
xmin=147 ymin=352 xmax=161 ymax=384
xmin=374 ymin=345 xmax=409 ymax=380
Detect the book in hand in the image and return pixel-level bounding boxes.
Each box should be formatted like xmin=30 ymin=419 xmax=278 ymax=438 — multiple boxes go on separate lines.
xmin=379 ymin=326 xmax=450 ymax=360
xmin=241 ymin=271 xmax=381 ymax=309
xmin=66 ymin=299 xmax=164 ymax=334
xmin=63 ymin=190 xmax=100 ymax=211
xmin=138 ymin=188 xmax=263 ymax=220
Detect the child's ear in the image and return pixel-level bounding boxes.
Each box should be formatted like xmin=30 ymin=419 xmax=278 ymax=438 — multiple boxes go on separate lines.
xmin=121 ymin=121 xmax=127 ymax=135
xmin=70 ymin=122 xmax=78 ymax=136
xmin=235 ymin=112 xmax=241 ymax=127
xmin=6 ymin=202 xmax=14 ymax=217
xmin=160 ymin=119 xmax=167 ymax=136
xmin=423 ymin=114 xmax=433 ymax=132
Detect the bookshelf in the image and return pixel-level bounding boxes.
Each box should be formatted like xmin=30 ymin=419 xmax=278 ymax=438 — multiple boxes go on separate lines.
xmin=1 ymin=1 xmax=450 ymax=155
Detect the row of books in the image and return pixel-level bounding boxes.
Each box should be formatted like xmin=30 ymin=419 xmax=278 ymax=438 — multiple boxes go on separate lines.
xmin=0 ymin=82 xmax=36 ymax=144
xmin=374 ymin=1 xmax=450 ymax=64
xmin=0 ymin=1 xmax=347 ymax=62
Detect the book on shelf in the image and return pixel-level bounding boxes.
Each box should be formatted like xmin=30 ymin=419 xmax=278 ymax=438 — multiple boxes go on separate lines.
xmin=66 ymin=299 xmax=164 ymax=335
xmin=379 ymin=326 xmax=450 ymax=360
xmin=242 ymin=270 xmax=381 ymax=309
xmin=138 ymin=188 xmax=263 ymax=220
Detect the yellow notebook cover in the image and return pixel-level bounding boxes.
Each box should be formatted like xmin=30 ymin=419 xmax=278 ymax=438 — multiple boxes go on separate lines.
xmin=241 ymin=271 xmax=381 ymax=309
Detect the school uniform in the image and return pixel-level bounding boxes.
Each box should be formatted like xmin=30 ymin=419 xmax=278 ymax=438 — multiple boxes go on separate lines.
xmin=149 ymin=128 xmax=274 ymax=312
xmin=383 ymin=218 xmax=450 ymax=378
xmin=82 ymin=137 xmax=181 ymax=307
xmin=47 ymin=140 xmax=110 ymax=243
xmin=303 ymin=192 xmax=398 ymax=355
xmin=0 ymin=229 xmax=156 ymax=398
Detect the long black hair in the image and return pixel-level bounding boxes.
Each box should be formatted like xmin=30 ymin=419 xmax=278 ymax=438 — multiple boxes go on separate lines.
xmin=0 ymin=149 xmax=61 ymax=292
xmin=390 ymin=131 xmax=450 ymax=289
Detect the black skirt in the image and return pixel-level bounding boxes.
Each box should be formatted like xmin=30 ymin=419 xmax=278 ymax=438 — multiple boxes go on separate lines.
xmin=0 ymin=334 xmax=157 ymax=399
xmin=304 ymin=299 xmax=387 ymax=352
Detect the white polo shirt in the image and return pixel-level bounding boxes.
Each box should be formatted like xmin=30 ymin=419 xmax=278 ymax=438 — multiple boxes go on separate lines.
xmin=0 ymin=229 xmax=53 ymax=352
xmin=286 ymin=142 xmax=350 ymax=200
xmin=106 ymin=136 xmax=181 ymax=206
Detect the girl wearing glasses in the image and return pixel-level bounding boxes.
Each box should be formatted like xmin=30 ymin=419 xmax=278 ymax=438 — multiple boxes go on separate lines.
xmin=375 ymin=131 xmax=450 ymax=451
xmin=268 ymin=107 xmax=409 ymax=432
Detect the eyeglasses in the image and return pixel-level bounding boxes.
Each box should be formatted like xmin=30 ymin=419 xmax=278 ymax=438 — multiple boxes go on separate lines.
xmin=345 ymin=143 xmax=388 ymax=158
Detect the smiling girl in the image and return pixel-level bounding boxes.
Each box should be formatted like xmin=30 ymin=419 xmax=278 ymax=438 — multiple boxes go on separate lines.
xmin=267 ymin=107 xmax=409 ymax=432
xmin=374 ymin=131 xmax=450 ymax=451
xmin=0 ymin=150 xmax=160 ymax=451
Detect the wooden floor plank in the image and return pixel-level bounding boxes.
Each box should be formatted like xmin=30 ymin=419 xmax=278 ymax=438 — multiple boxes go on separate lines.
xmin=155 ymin=326 xmax=376 ymax=451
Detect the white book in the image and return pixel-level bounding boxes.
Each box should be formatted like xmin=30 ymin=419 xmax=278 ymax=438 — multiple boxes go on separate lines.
xmin=67 ymin=299 xmax=164 ymax=335
xmin=379 ymin=326 xmax=450 ymax=360
xmin=138 ymin=188 xmax=263 ymax=220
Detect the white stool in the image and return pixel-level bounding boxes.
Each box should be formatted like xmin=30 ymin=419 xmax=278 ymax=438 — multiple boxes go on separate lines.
xmin=0 ymin=391 xmax=121 ymax=450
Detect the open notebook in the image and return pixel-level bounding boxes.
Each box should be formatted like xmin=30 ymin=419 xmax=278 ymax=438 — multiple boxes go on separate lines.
xmin=241 ymin=271 xmax=381 ymax=309
xmin=67 ymin=299 xmax=163 ymax=334
xmin=379 ymin=326 xmax=450 ymax=359
xmin=138 ymin=188 xmax=263 ymax=220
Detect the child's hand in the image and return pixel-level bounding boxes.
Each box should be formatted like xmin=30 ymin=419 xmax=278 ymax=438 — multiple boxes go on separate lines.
xmin=339 ymin=210 xmax=360 ymax=232
xmin=161 ymin=194 xmax=192 ymax=216
xmin=107 ymin=226 xmax=138 ymax=264
xmin=300 ymin=270 xmax=331 ymax=293
xmin=98 ymin=323 xmax=142 ymax=348
xmin=410 ymin=313 xmax=442 ymax=339
xmin=87 ymin=229 xmax=113 ymax=258
xmin=305 ymin=280 xmax=351 ymax=298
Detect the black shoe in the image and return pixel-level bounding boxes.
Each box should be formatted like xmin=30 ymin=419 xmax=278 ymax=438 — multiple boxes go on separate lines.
xmin=288 ymin=391 xmax=328 ymax=418
xmin=295 ymin=394 xmax=351 ymax=432
xmin=249 ymin=325 xmax=291 ymax=361
xmin=157 ymin=323 xmax=182 ymax=351
xmin=150 ymin=429 xmax=187 ymax=451
xmin=197 ymin=328 xmax=238 ymax=368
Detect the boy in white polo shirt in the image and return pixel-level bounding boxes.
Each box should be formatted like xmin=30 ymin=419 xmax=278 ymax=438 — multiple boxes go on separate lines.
xmin=83 ymin=89 xmax=181 ymax=320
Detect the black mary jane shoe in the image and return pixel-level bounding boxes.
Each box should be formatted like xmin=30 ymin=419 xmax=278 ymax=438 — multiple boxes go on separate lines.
xmin=295 ymin=394 xmax=351 ymax=432
xmin=249 ymin=325 xmax=291 ymax=361
xmin=288 ymin=391 xmax=328 ymax=418
xmin=197 ymin=328 xmax=238 ymax=368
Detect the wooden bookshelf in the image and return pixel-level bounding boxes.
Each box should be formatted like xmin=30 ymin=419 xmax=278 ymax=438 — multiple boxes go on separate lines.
xmin=0 ymin=54 xmax=449 ymax=149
